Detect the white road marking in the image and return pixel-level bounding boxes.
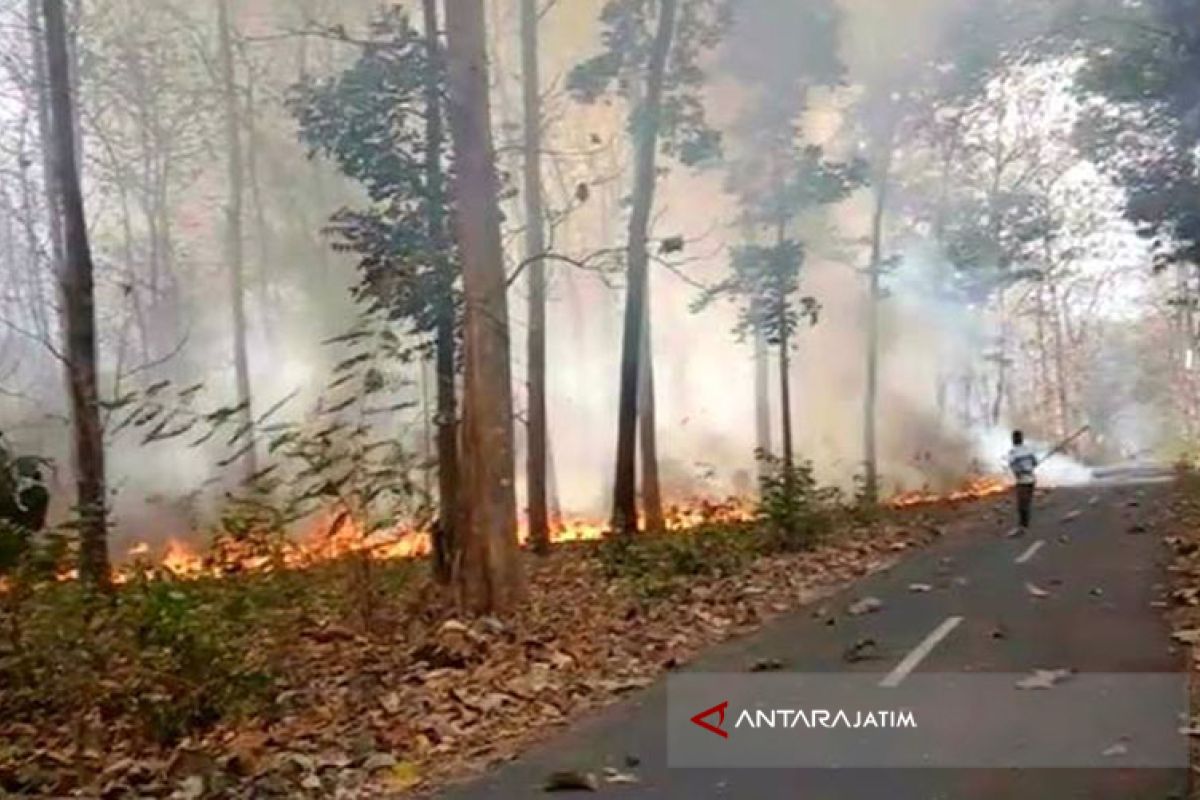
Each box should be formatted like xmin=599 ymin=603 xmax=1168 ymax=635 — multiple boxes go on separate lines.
xmin=1015 ymin=540 xmax=1045 ymax=565
xmin=879 ymin=616 xmax=963 ymax=688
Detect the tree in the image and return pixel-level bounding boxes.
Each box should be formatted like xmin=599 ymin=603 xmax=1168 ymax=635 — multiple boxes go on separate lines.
xmin=1075 ymin=0 xmax=1200 ymax=270
xmin=444 ymin=0 xmax=523 ymax=612
xmin=700 ymin=148 xmax=863 ymax=472
xmin=42 ymin=0 xmax=108 ymax=586
xmin=570 ymin=0 xmax=728 ymax=536
xmin=520 ymin=0 xmax=549 ymax=554
xmin=289 ymin=8 xmax=460 ymax=583
xmin=718 ymin=0 xmax=844 ymax=474
xmin=216 ymin=0 xmax=257 ymax=481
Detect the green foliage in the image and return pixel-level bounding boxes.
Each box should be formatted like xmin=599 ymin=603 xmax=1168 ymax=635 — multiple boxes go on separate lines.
xmin=697 ymin=148 xmax=864 ymax=342
xmin=0 ymin=554 xmax=418 ymax=751
xmin=288 ymin=7 xmax=458 ymax=334
xmin=755 ymin=453 xmax=842 ymax=552
xmin=120 ymin=579 xmax=276 ymax=743
xmin=597 ymin=524 xmax=755 ymax=599
xmin=1075 ymin=0 xmax=1200 ymax=268
xmin=568 ymin=0 xmax=732 ymax=167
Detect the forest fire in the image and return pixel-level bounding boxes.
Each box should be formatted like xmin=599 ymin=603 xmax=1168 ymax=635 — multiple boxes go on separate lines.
xmin=89 ymin=482 xmax=1002 ymax=583
xmin=885 ymin=476 xmax=1010 ymax=508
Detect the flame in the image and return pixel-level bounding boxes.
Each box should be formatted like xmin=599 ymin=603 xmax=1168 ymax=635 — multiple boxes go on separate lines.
xmin=885 ymin=475 xmax=1010 ymax=509
xmin=25 ymin=479 xmax=1005 ymax=586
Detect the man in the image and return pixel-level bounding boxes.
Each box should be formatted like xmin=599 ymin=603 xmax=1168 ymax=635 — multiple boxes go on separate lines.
xmin=1007 ymin=430 xmax=1038 ymax=533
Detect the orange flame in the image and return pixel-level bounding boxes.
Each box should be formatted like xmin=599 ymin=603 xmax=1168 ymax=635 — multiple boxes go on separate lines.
xmin=29 ymin=478 xmax=1006 ymax=586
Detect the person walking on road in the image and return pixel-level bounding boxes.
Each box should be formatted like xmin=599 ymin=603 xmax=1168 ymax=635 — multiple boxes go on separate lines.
xmin=1007 ymin=429 xmax=1038 ymax=535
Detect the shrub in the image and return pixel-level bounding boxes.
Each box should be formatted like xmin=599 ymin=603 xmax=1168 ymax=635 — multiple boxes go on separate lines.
xmin=597 ymin=524 xmax=754 ymax=599
xmin=755 ymin=454 xmax=842 ymax=552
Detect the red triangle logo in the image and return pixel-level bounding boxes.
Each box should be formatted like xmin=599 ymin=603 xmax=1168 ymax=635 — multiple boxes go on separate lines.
xmin=690 ymin=700 xmax=729 ymax=739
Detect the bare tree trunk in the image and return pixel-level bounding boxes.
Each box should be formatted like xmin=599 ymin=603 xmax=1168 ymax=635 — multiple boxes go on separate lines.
xmin=217 ymin=0 xmax=257 ymax=481
xmin=754 ymin=313 xmax=771 ymax=472
xmin=1048 ymin=281 xmax=1071 ymax=441
xmin=28 ymin=0 xmax=64 ymax=272
xmin=778 ymin=310 xmax=794 ymax=472
xmin=611 ymin=0 xmax=676 ymax=537
xmin=43 ymin=0 xmax=108 ymax=588
xmin=520 ymin=0 xmax=550 ymax=555
xmin=444 ymin=0 xmax=523 ymax=613
xmin=863 ymin=155 xmax=890 ymax=504
xmin=638 ymin=292 xmax=665 ymax=533
xmin=422 ymin=0 xmax=460 ymax=585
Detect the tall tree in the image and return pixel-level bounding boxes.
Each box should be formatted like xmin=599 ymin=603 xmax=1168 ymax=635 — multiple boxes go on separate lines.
xmin=571 ymin=0 xmax=727 ymax=536
xmin=862 ymin=136 xmax=891 ymax=502
xmin=698 ymin=148 xmax=863 ymax=473
xmin=444 ymin=0 xmax=523 ymax=611
xmin=290 ymin=8 xmax=461 ymax=583
xmin=611 ymin=0 xmax=674 ymax=537
xmin=42 ymin=0 xmax=108 ymax=586
xmin=421 ymin=0 xmax=460 ymax=583
xmin=520 ymin=0 xmax=549 ymax=554
xmin=719 ymin=0 xmax=843 ymax=474
xmin=217 ymin=0 xmax=257 ymax=480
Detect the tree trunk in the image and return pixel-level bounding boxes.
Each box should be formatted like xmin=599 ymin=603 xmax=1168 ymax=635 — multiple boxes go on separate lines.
xmin=43 ymin=0 xmax=108 ymax=587
xmin=863 ymin=158 xmax=890 ymax=504
xmin=638 ymin=291 xmax=665 ymax=533
xmin=611 ymin=0 xmax=676 ymax=537
xmin=1048 ymin=281 xmax=1071 ymax=442
xmin=778 ymin=312 xmax=794 ymax=473
xmin=422 ymin=0 xmax=460 ymax=585
xmin=217 ymin=0 xmax=257 ymax=481
xmin=754 ymin=316 xmax=771 ymax=465
xmin=520 ymin=0 xmax=550 ymax=554
xmin=28 ymin=0 xmax=64 ymax=275
xmin=444 ymin=0 xmax=523 ymax=613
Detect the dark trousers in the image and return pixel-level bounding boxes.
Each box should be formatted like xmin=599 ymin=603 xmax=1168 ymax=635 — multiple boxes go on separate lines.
xmin=1016 ymin=483 xmax=1035 ymax=528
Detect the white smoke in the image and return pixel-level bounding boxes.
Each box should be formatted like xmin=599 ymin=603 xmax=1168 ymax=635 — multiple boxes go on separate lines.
xmin=973 ymin=426 xmax=1093 ymax=487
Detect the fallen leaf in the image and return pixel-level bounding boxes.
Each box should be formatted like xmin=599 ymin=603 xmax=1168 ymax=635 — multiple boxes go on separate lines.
xmin=1015 ymin=668 xmax=1073 ymax=690
xmin=362 ymin=752 xmax=397 ymax=771
xmin=379 ymin=692 xmax=402 ymax=714
xmin=1061 ymin=510 xmax=1082 ymax=523
xmin=1025 ymin=582 xmax=1050 ymax=599
xmin=387 ymin=761 xmax=421 ymax=791
xmin=749 ymin=658 xmax=784 ymax=672
xmin=847 ymin=596 xmax=883 ymax=616
xmin=603 ymin=767 xmax=639 ymax=785
xmin=177 ymin=775 xmax=205 ymax=800
xmin=908 ymin=583 xmax=933 ymax=593
xmin=1102 ymin=741 xmax=1128 ymax=758
xmin=1127 ymin=524 xmax=1148 ymax=535
xmin=544 ymin=770 xmax=599 ymax=792
xmin=843 ymin=638 xmax=878 ymax=663
xmin=1172 ymin=629 xmax=1200 ymax=645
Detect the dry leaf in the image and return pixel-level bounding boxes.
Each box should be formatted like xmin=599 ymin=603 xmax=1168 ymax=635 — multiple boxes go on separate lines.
xmin=1025 ymin=582 xmax=1050 ymax=599
xmin=387 ymin=761 xmax=421 ymax=791
xmin=847 ymin=597 xmax=883 ymax=616
xmin=1015 ymin=668 xmax=1072 ymax=690
xmin=908 ymin=583 xmax=933 ymax=593
xmin=544 ymin=770 xmax=599 ymax=792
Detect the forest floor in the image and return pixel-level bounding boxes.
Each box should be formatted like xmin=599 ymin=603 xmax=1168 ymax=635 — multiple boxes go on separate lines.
xmin=450 ymin=469 xmax=1191 ymax=800
xmin=1 ymin=500 xmax=994 ymax=799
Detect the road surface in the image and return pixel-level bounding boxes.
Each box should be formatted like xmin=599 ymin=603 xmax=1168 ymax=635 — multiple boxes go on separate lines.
xmin=443 ymin=469 xmax=1188 ymax=800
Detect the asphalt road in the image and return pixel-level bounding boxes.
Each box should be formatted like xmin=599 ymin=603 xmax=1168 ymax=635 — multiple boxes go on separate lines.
xmin=443 ymin=469 xmax=1188 ymax=800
